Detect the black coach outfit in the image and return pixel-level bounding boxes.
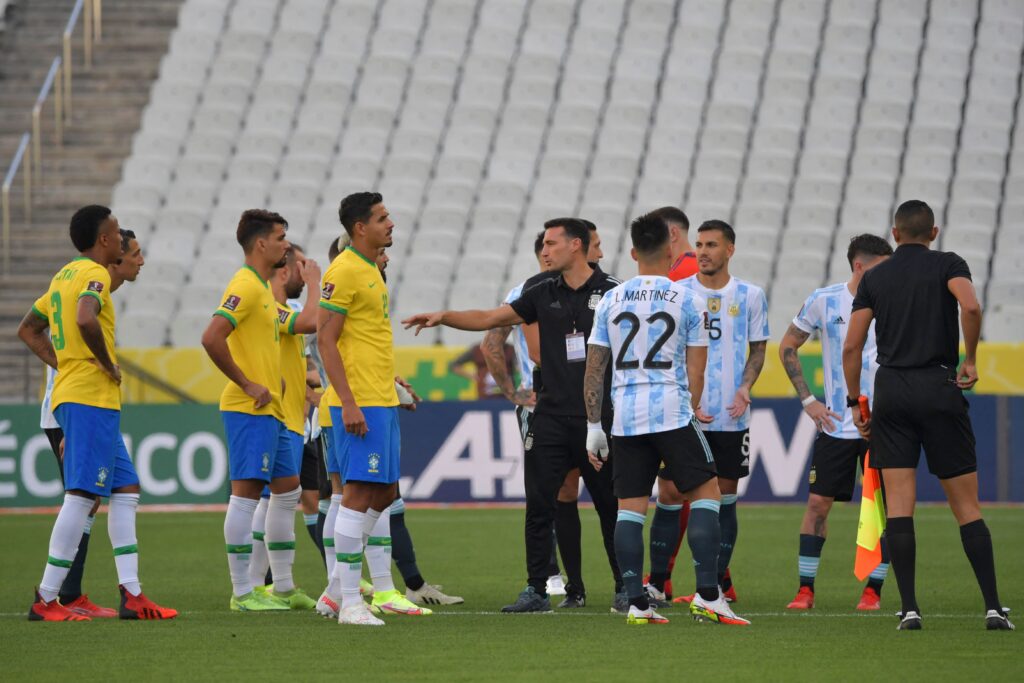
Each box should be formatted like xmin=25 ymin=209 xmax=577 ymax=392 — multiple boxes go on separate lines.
xmin=852 ymin=243 xmax=977 ymax=478
xmin=510 ymin=265 xmax=622 ymax=597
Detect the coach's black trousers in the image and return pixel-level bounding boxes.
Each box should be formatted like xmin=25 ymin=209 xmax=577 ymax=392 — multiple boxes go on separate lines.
xmin=523 ymin=412 xmax=621 ymax=595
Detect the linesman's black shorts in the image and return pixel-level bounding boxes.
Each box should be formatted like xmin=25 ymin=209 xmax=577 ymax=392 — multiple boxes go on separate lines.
xmin=808 ymin=433 xmax=868 ymax=502
xmin=871 ymin=365 xmax=977 ymax=479
xmin=45 ymin=427 xmax=65 ymax=486
xmin=613 ymin=422 xmax=718 ymax=498
xmin=703 ymin=429 xmax=750 ymax=480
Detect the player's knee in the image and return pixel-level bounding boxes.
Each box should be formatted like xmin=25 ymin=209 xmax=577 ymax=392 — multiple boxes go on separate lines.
xmin=806 ymin=494 xmax=833 ymax=519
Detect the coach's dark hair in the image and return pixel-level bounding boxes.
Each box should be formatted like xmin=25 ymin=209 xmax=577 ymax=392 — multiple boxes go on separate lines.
xmin=118 ymin=228 xmax=136 ymax=253
xmin=650 ymin=206 xmax=690 ymax=232
xmin=339 ymin=192 xmax=383 ymax=236
xmin=697 ymin=219 xmax=735 ymax=244
xmin=544 ymin=217 xmax=590 ymax=254
xmin=579 ymin=218 xmax=597 ymax=233
xmin=894 ymin=199 xmax=934 ymax=240
xmin=533 ymin=231 xmax=545 ymax=256
xmin=630 ymin=212 xmax=670 ymax=256
xmin=69 ymin=205 xmax=112 ymax=252
xmin=237 ymin=209 xmax=287 ymax=252
xmin=846 ymin=234 xmax=893 ymax=269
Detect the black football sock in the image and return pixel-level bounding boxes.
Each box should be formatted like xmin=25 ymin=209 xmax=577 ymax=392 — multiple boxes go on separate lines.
xmin=688 ymin=501 xmax=722 ymax=602
xmin=58 ymin=518 xmax=94 ymax=603
xmin=798 ymin=534 xmax=825 ymax=590
xmin=390 ymin=501 xmax=425 ymax=591
xmin=649 ymin=502 xmax=682 ymax=592
xmin=717 ymin=495 xmax=738 ymax=585
xmin=556 ymin=500 xmax=584 ymax=596
xmin=614 ymin=511 xmax=647 ymax=609
xmin=304 ymin=513 xmax=325 ymax=562
xmin=885 ymin=516 xmax=919 ymax=614
xmin=959 ymin=519 xmax=1002 ymax=613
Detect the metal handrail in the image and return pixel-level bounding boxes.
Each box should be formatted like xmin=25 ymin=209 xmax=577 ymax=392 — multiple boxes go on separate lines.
xmin=63 ymin=0 xmax=93 ymax=123
xmin=32 ymin=57 xmax=63 ymax=185
xmin=1 ymin=134 xmax=32 ymax=276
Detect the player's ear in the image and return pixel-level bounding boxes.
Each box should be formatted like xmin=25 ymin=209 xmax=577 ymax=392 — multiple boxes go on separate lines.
xmin=891 ymin=226 xmax=900 ymax=244
xmin=929 ymin=225 xmax=939 ymax=242
xmin=630 ymin=247 xmax=638 ymax=263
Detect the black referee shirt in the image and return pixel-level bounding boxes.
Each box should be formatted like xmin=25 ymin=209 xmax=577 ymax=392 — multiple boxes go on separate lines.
xmin=510 ymin=265 xmax=619 ymax=422
xmin=852 ymin=243 xmax=971 ymax=369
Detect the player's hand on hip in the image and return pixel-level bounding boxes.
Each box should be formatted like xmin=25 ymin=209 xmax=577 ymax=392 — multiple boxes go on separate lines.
xmin=244 ymin=381 xmax=272 ymax=409
xmin=343 ymin=403 xmax=368 ymax=437
xmin=512 ymin=389 xmax=536 ymax=407
xmin=299 ymin=257 xmax=321 ymax=286
xmin=694 ymin=407 xmax=714 ymax=424
xmin=401 ymin=312 xmax=443 ymax=334
xmin=586 ymin=423 xmax=609 ymax=470
xmin=805 ymin=400 xmax=841 ymax=432
xmin=726 ymin=386 xmax=751 ymax=418
xmin=956 ymin=361 xmax=978 ymax=389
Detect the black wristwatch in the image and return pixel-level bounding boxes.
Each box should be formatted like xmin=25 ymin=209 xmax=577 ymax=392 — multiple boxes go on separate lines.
xmin=846 ymin=396 xmax=860 ymax=408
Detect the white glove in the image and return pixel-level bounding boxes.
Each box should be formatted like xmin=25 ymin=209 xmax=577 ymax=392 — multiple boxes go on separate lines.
xmin=586 ymin=422 xmax=609 ymax=460
xmin=396 ymin=381 xmax=415 ymax=406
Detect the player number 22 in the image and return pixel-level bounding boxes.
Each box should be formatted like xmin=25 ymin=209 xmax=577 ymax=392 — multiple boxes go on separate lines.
xmin=612 ymin=311 xmax=675 ymax=370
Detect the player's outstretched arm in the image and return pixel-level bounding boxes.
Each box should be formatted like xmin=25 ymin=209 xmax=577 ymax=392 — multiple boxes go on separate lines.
xmin=76 ymin=296 xmax=120 ymax=385
xmin=780 ymin=324 xmax=841 ymax=432
xmin=842 ymin=308 xmax=872 ymax=438
xmin=17 ymin=309 xmax=57 ymax=370
xmin=686 ymin=345 xmax=712 ymax=423
xmin=401 ymin=305 xmax=523 ymax=335
xmin=201 ymin=315 xmax=270 ymax=408
xmin=728 ymin=340 xmax=767 ymax=418
xmin=317 ymin=306 xmax=367 ymax=436
xmin=948 ymin=277 xmax=981 ymax=389
xmin=291 ymin=258 xmax=323 ymax=334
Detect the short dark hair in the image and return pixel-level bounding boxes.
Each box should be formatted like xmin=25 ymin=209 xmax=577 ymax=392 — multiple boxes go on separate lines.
xmin=69 ymin=205 xmax=112 ymax=252
xmin=697 ymin=219 xmax=735 ymax=244
xmin=544 ymin=217 xmax=590 ymax=253
xmin=237 ymin=209 xmax=287 ymax=251
xmin=533 ymin=231 xmax=545 ymax=256
xmin=630 ymin=212 xmax=670 ymax=256
xmin=118 ymin=228 xmax=136 ymax=253
xmin=339 ymin=191 xmax=383 ymax=236
xmin=649 ymin=206 xmax=689 ymax=231
xmin=579 ymin=218 xmax=597 ymax=233
xmin=328 ymin=237 xmax=342 ymax=261
xmin=846 ymin=234 xmax=893 ymax=269
xmin=894 ymin=199 xmax=934 ymax=240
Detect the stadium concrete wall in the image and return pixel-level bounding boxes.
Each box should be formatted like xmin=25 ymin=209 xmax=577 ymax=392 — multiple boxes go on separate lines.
xmin=1 ymin=398 xmax=1020 ymax=508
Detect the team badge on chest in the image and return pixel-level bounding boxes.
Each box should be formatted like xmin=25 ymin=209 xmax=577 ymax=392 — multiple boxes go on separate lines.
xmin=588 ymin=294 xmax=602 ymax=310
xmin=728 ymin=303 xmax=741 ymax=317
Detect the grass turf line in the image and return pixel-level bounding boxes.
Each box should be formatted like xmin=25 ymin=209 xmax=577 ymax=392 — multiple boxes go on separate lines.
xmin=1 ymin=505 xmax=1019 ymax=682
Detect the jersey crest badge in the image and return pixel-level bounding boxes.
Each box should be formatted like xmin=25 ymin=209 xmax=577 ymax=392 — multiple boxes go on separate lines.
xmin=222 ymin=295 xmax=241 ymax=311
xmin=707 ymin=297 xmax=721 ymax=314
xmin=368 ymin=453 xmax=381 ymax=474
xmin=728 ymin=303 xmax=741 ymax=317
xmin=96 ymin=467 xmax=109 ymax=488
xmin=261 ymin=453 xmax=270 ymax=472
xmin=87 ymin=280 xmax=104 ymax=293
xmin=321 ymin=282 xmax=335 ymax=299
xmin=588 ymin=293 xmax=601 ymax=310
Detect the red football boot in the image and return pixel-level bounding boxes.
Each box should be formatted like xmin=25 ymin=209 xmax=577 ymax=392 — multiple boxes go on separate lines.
xmin=856 ymin=585 xmax=881 ymax=611
xmin=786 ymin=586 xmax=814 ymax=610
xmin=64 ymin=594 xmax=117 ymax=618
xmin=118 ymin=585 xmax=178 ymax=620
xmin=28 ymin=590 xmax=90 ymax=622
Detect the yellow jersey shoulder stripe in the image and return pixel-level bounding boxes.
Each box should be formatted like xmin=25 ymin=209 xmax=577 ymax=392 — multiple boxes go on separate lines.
xmin=214 ymin=310 xmax=238 ymax=328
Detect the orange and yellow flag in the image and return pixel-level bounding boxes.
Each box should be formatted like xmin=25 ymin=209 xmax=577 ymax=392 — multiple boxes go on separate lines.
xmin=854 ymin=396 xmax=886 ymax=580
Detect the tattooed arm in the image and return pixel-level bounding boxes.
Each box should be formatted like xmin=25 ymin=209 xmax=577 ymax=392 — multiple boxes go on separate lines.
xmin=584 ymin=345 xmax=610 ymax=424
xmin=780 ymin=324 xmax=841 ymax=432
xmin=17 ymin=309 xmax=57 ymax=370
xmin=481 ymin=326 xmax=534 ymax=406
xmin=727 ymin=340 xmax=767 ymax=419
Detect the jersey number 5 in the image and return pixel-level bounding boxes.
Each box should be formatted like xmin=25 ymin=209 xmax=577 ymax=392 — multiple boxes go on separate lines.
xmin=612 ymin=311 xmax=676 ymax=370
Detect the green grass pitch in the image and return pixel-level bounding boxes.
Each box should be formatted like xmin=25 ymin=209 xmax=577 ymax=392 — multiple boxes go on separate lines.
xmin=1 ymin=504 xmax=1019 ymax=681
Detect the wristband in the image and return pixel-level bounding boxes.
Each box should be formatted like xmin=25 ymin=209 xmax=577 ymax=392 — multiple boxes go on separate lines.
xmin=801 ymin=395 xmax=817 ymax=408
xmin=846 ymin=395 xmax=861 ymax=408
xmin=587 ymin=421 xmax=603 ymax=432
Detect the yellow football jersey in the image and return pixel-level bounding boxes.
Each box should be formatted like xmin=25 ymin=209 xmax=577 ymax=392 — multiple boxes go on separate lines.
xmin=319 ymin=247 xmax=398 ymax=407
xmin=32 ymin=257 xmax=120 ymax=411
xmin=319 ymin=385 xmax=335 ymax=427
xmin=214 ymin=266 xmax=284 ymax=420
xmin=277 ymin=302 xmax=306 ymax=435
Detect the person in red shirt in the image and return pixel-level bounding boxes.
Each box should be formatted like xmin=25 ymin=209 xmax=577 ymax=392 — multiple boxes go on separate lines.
xmin=658 ymin=206 xmax=698 ymax=282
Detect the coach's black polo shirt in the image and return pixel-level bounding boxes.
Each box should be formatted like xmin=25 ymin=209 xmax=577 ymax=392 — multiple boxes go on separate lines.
xmin=510 ymin=265 xmax=618 ymax=422
xmin=852 ymin=243 xmax=971 ymax=369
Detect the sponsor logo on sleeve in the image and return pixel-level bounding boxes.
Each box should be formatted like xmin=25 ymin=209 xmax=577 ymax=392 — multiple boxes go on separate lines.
xmin=278 ymin=308 xmax=290 ymax=324
xmin=87 ymin=280 xmax=105 ymax=293
xmin=222 ymin=295 xmax=241 ymax=311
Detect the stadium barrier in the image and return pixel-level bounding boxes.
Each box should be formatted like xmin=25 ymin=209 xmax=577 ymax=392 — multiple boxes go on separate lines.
xmin=1 ymin=397 xmax=1020 ymax=508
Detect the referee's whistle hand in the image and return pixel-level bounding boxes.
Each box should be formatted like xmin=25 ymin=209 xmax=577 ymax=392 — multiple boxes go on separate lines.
xmin=956 ymin=361 xmax=979 ymax=390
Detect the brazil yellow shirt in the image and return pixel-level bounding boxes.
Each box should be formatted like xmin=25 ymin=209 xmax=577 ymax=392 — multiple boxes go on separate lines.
xmin=214 ymin=266 xmax=284 ymax=420
xmin=319 ymin=386 xmax=335 ymax=427
xmin=277 ymin=302 xmax=306 ymax=435
xmin=32 ymin=257 xmax=120 ymax=411
xmin=319 ymin=247 xmax=398 ymax=407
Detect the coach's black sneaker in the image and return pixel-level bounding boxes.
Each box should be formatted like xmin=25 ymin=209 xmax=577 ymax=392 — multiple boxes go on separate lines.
xmin=501 ymin=587 xmax=552 ymax=613
xmin=611 ymin=591 xmax=629 ymax=614
xmin=897 ymin=610 xmax=922 ymax=631
xmin=644 ymin=584 xmax=671 ymax=609
xmin=985 ymin=609 xmax=1015 ymax=631
xmin=557 ymin=592 xmax=586 ymax=608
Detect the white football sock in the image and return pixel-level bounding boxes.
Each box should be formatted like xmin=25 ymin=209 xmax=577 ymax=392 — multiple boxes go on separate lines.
xmin=266 ymin=487 xmax=301 ymax=593
xmin=249 ymin=497 xmax=270 ymax=588
xmin=324 ymin=494 xmax=342 ymax=597
xmin=39 ymin=494 xmax=94 ymax=602
xmin=335 ymin=506 xmax=366 ymax=609
xmin=224 ymin=495 xmax=258 ymax=598
xmin=365 ymin=507 xmax=395 ymax=594
xmin=108 ymin=493 xmax=142 ymax=596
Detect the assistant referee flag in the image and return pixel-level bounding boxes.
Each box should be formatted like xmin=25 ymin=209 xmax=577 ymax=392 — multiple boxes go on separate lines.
xmin=854 ymin=396 xmax=885 ymax=580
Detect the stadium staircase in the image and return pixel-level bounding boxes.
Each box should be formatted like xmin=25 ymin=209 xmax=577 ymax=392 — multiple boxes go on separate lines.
xmin=0 ymin=0 xmax=183 ymax=402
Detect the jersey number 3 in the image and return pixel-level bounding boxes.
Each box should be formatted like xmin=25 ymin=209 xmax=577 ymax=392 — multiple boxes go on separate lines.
xmin=612 ymin=311 xmax=675 ymax=370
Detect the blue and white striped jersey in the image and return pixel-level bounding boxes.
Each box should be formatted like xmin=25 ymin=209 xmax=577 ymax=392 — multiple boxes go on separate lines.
xmin=589 ymin=276 xmax=708 ymax=437
xmin=505 ymin=281 xmax=534 ymax=391
xmin=678 ymin=275 xmax=770 ymax=432
xmin=792 ymin=282 xmax=878 ymax=440
xmin=40 ymin=351 xmax=59 ymax=429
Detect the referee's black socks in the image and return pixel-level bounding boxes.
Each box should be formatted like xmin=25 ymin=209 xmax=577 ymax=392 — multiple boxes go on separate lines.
xmin=959 ymin=519 xmax=1003 ymax=613
xmin=885 ymin=517 xmax=919 ymax=615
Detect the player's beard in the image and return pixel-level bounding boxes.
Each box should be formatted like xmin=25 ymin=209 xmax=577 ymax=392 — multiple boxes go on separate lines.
xmin=285 ymin=281 xmax=304 ymax=299
xmin=273 ymin=255 xmax=288 ymax=269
